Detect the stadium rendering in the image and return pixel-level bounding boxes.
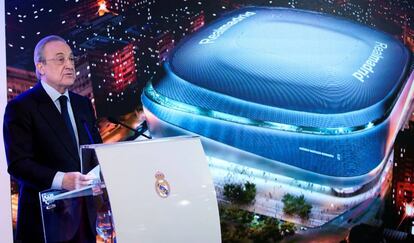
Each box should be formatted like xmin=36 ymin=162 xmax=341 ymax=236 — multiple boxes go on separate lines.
xmin=142 ymin=7 xmax=414 ymax=193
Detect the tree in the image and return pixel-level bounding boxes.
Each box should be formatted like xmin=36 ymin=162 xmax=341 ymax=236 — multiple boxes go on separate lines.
xmin=219 ymin=204 xmax=292 ymax=242
xmin=296 ymin=195 xmax=312 ymax=220
xmin=242 ymin=181 xmax=256 ymax=204
xmin=281 ymin=193 xmax=296 ymax=215
xmin=249 ymin=216 xmax=282 ymax=242
xmin=219 ymin=206 xmax=253 ymax=242
xmin=223 ymin=181 xmax=257 ymax=205
xmin=281 ymin=193 xmax=312 ymax=220
xmin=220 ymin=206 xmax=254 ymax=225
xmin=280 ymin=222 xmax=296 ymax=236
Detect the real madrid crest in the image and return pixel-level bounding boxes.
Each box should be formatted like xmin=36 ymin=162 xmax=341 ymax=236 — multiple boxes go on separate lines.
xmin=155 ymin=171 xmax=170 ymax=198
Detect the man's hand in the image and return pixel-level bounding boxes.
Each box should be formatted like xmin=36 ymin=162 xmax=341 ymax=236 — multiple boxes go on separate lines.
xmin=62 ymin=172 xmax=95 ymax=191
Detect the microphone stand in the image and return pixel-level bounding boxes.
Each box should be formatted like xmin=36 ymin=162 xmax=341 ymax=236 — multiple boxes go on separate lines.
xmin=108 ymin=117 xmax=151 ymax=140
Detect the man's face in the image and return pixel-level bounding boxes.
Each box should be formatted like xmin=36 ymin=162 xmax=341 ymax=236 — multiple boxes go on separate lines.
xmin=37 ymin=41 xmax=76 ymax=93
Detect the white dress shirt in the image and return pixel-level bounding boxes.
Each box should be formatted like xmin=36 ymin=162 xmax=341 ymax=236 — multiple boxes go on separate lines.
xmin=41 ymin=80 xmax=79 ymax=190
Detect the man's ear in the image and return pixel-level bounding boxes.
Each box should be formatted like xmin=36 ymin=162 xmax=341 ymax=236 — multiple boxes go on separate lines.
xmin=36 ymin=62 xmax=45 ymax=76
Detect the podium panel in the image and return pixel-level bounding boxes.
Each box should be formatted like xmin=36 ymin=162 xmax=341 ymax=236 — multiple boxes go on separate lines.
xmin=83 ymin=136 xmax=221 ymax=243
xmin=40 ymin=183 xmax=112 ymax=243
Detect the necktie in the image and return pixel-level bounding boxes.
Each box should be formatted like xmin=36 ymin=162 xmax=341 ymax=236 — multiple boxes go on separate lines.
xmin=58 ymin=95 xmax=78 ymax=150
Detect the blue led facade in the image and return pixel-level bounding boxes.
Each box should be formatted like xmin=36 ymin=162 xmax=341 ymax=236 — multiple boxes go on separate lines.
xmin=142 ymin=7 xmax=413 ymax=187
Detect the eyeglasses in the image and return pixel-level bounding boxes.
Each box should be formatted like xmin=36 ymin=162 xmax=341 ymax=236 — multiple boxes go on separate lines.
xmin=42 ymin=56 xmax=79 ymax=65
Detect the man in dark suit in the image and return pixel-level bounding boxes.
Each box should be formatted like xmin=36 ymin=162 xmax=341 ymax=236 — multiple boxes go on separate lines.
xmin=3 ymin=35 xmax=102 ymax=242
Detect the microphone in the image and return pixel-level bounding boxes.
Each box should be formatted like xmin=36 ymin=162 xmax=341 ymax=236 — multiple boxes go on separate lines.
xmin=107 ymin=117 xmax=151 ymax=140
xmin=80 ymin=117 xmax=99 ymax=174
xmin=80 ymin=118 xmax=95 ymax=144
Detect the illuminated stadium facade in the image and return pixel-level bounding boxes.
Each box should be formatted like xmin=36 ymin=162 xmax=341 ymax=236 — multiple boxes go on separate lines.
xmin=142 ymin=7 xmax=414 ymax=192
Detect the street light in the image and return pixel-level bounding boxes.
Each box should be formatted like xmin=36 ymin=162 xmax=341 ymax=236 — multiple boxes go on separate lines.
xmin=397 ymin=203 xmax=414 ymax=230
xmin=406 ymin=203 xmax=414 ymax=217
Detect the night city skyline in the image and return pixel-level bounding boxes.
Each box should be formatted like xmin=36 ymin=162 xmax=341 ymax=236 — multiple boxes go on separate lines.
xmin=4 ymin=1 xmax=414 ymax=242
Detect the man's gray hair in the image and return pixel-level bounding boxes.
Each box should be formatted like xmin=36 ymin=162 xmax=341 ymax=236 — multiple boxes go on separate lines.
xmin=33 ymin=35 xmax=67 ymax=80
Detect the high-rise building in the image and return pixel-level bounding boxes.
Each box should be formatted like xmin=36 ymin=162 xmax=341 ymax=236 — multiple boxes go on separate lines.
xmin=109 ymin=0 xmax=155 ymax=22
xmin=70 ymin=55 xmax=94 ymax=101
xmin=66 ymin=13 xmax=125 ymax=55
xmin=6 ymin=67 xmax=37 ymax=101
xmin=81 ymin=36 xmax=136 ymax=117
xmin=171 ymin=10 xmax=205 ymax=39
xmin=108 ymin=0 xmax=139 ymax=13
xmin=403 ymin=25 xmax=414 ymax=52
xmin=392 ymin=128 xmax=414 ymax=227
xmin=59 ymin=0 xmax=102 ymax=33
xmin=125 ymin=24 xmax=174 ymax=81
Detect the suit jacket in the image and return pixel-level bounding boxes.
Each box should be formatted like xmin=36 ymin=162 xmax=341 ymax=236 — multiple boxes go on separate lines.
xmin=3 ymin=82 xmax=102 ymax=242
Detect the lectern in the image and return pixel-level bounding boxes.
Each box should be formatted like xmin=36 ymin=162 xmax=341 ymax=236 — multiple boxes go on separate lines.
xmin=40 ymin=136 xmax=221 ymax=243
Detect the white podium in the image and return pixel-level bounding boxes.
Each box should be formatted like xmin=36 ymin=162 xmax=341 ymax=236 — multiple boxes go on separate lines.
xmin=82 ymin=136 xmax=221 ymax=243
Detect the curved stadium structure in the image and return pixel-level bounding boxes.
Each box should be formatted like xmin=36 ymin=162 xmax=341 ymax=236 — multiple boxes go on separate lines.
xmin=142 ymin=7 xmax=414 ymax=191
